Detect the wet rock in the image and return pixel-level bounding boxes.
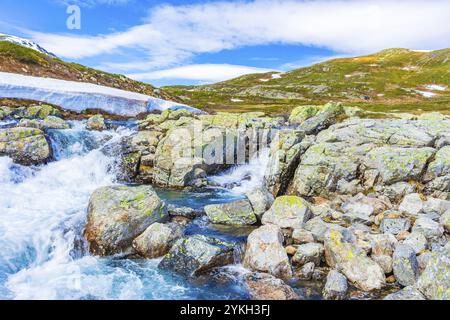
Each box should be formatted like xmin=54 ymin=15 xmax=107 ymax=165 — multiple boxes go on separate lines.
xmin=245 ymin=187 xmax=274 ymax=219
xmin=261 ymin=196 xmax=312 ymax=229
xmin=43 ymin=116 xmax=70 ymax=130
xmin=323 ymin=270 xmax=348 ymax=300
xmin=412 ymin=217 xmax=444 ymax=241
xmin=243 ymin=224 xmax=292 ymax=279
xmin=0 ymin=127 xmax=51 ymax=165
xmin=393 ymin=244 xmax=419 ymax=287
xmin=292 ymin=229 xmax=315 ymax=244
xmin=244 ymin=272 xmax=298 ymax=300
xmin=417 ymin=245 xmax=450 ymax=300
xmin=132 ymin=222 xmax=184 ymax=258
xmin=86 ymin=114 xmax=106 ymax=131
xmin=403 ymin=233 xmax=428 ymax=254
xmin=0 ymin=106 xmax=12 ymax=119
xmin=292 ymin=243 xmax=324 ymax=266
xmin=158 ymin=235 xmax=235 ymax=277
xmin=383 ymin=286 xmax=426 ymax=300
xmin=85 ymin=185 xmax=168 ymax=256
xmin=205 ymin=199 xmax=257 ymax=225
xmin=167 ymin=204 xmax=201 ymax=219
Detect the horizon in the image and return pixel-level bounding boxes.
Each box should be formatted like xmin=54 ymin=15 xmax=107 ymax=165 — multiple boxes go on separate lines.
xmin=1 ymin=0 xmax=449 ymax=87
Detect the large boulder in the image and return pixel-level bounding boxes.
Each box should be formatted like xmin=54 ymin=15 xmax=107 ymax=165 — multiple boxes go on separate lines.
xmin=158 ymin=235 xmax=235 ymax=277
xmin=205 ymin=199 xmax=257 ymax=225
xmin=288 ymin=105 xmax=322 ymax=125
xmin=261 ymin=196 xmax=312 ymax=229
xmin=243 ymin=224 xmax=292 ymax=279
xmin=132 ymin=222 xmax=184 ymax=258
xmin=417 ymin=245 xmax=450 ymax=300
xmin=24 ymin=104 xmax=61 ymax=119
xmin=245 ymin=187 xmax=274 ymax=219
xmin=298 ymin=103 xmax=345 ymax=135
xmin=412 ymin=217 xmax=444 ymax=241
xmin=392 ymin=244 xmax=419 ymax=287
xmin=244 ymin=272 xmax=298 ymax=300
xmin=0 ymin=127 xmax=51 ymax=165
xmin=323 ymin=270 xmax=348 ymax=300
xmin=85 ymin=185 xmax=168 ymax=256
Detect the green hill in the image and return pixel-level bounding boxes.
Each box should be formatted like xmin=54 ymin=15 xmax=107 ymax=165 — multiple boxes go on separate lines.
xmin=163 ymin=48 xmax=450 ymax=115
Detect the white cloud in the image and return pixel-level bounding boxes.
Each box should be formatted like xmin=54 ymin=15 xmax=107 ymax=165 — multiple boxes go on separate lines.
xmin=26 ymin=0 xmax=450 ymax=82
xmin=127 ymin=64 xmax=274 ymax=83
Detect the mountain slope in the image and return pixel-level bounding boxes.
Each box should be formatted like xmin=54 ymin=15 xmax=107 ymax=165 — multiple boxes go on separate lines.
xmin=163 ymin=48 xmax=450 ymax=115
xmin=0 ymin=37 xmax=177 ymax=102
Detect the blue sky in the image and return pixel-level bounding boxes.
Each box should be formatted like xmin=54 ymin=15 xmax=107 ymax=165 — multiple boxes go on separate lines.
xmin=1 ymin=0 xmax=449 ymax=87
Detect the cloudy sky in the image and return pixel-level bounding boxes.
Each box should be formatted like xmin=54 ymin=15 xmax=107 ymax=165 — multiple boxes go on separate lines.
xmin=1 ymin=0 xmax=449 ymax=86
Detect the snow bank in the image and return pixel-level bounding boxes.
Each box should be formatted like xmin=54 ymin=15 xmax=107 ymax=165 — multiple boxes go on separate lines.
xmin=0 ymin=72 xmax=200 ymax=116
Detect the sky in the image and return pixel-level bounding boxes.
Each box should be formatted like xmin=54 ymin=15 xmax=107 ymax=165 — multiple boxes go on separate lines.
xmin=0 ymin=0 xmax=449 ymax=87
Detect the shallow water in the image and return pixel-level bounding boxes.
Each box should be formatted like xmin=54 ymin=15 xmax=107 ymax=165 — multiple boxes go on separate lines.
xmin=0 ymin=121 xmax=251 ymax=300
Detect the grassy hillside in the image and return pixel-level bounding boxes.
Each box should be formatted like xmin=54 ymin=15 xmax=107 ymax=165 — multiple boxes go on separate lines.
xmin=163 ymin=48 xmax=450 ymax=115
xmin=0 ymin=41 xmax=178 ymax=102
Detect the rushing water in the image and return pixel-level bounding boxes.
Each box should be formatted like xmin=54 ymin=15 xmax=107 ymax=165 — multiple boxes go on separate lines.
xmin=0 ymin=121 xmax=257 ymax=300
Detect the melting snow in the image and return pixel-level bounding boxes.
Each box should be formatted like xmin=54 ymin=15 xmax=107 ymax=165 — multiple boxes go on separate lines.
xmin=0 ymin=33 xmax=56 ymax=57
xmin=0 ymin=72 xmax=200 ymax=116
xmin=415 ymin=90 xmax=436 ymax=98
xmin=230 ymin=98 xmax=244 ymax=103
xmin=271 ymin=73 xmax=282 ymax=79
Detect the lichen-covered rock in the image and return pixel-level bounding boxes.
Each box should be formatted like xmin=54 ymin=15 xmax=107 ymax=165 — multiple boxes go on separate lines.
xmin=412 ymin=217 xmax=444 ymax=241
xmin=365 ymin=147 xmax=435 ymax=185
xmin=243 ymin=224 xmax=292 ymax=279
xmin=244 ymin=272 xmax=298 ymax=300
xmin=0 ymin=106 xmax=12 ymax=119
xmin=324 ymin=229 xmax=365 ymax=268
xmin=417 ymin=245 xmax=450 ymax=300
xmin=158 ymin=235 xmax=235 ymax=277
xmin=0 ymin=127 xmax=51 ymax=165
xmin=370 ymin=233 xmax=398 ymax=257
xmin=24 ymin=104 xmax=61 ymax=119
xmin=86 ymin=114 xmax=106 ymax=131
xmin=403 ymin=232 xmax=428 ymax=254
xmin=261 ymin=196 xmax=312 ymax=229
xmin=245 ymin=187 xmax=274 ymax=219
xmin=205 ymin=199 xmax=257 ymax=225
xmin=298 ymin=103 xmax=345 ymax=135
xmin=371 ymin=254 xmax=393 ymax=274
xmin=399 ymin=193 xmax=424 ymax=217
xmin=339 ymin=256 xmax=386 ymax=292
xmin=85 ymin=185 xmax=168 ymax=256
xmin=393 ymin=244 xmax=419 ymax=287
xmin=323 ymin=270 xmax=348 ymax=300
xmin=132 ymin=222 xmax=184 ymax=258
xmin=380 ymin=216 xmax=411 ymax=235
xmin=42 ymin=116 xmax=70 ymax=130
xmin=383 ymin=286 xmax=426 ymax=300
xmin=292 ymin=228 xmax=315 ymax=244
xmin=304 ymin=217 xmax=350 ymax=242
xmin=425 ymin=146 xmax=450 ymax=181
xmin=292 ymin=243 xmax=324 ymax=266
xmin=288 ymin=105 xmax=322 ymax=125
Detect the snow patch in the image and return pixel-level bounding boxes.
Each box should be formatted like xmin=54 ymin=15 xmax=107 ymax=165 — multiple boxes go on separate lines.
xmin=230 ymin=98 xmax=244 ymax=103
xmin=0 ymin=33 xmax=56 ymax=57
xmin=271 ymin=73 xmax=282 ymax=79
xmin=425 ymin=84 xmax=446 ymax=91
xmin=415 ymin=90 xmax=436 ymax=98
xmin=0 ymin=72 xmax=200 ymax=116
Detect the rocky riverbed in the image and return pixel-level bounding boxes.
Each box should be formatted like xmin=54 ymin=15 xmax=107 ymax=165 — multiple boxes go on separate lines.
xmin=0 ymin=102 xmax=449 ymax=300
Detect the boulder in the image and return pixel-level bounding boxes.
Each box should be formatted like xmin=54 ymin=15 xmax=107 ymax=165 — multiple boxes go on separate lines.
xmin=244 ymin=272 xmax=298 ymax=300
xmin=370 ymin=233 xmax=398 ymax=256
xmin=132 ymin=222 xmax=184 ymax=258
xmin=365 ymin=147 xmax=435 ymax=185
xmin=403 ymin=233 xmax=428 ymax=254
xmin=371 ymin=255 xmax=393 ymax=274
xmin=380 ymin=217 xmax=411 ymax=235
xmin=167 ymin=204 xmax=201 ymax=219
xmin=245 ymin=187 xmax=274 ymax=219
xmin=398 ymin=193 xmax=424 ymax=217
xmin=440 ymin=209 xmax=450 ymax=232
xmin=158 ymin=235 xmax=235 ymax=277
xmin=393 ymin=244 xmax=419 ymax=287
xmin=292 ymin=243 xmax=324 ymax=266
xmin=288 ymin=105 xmax=322 ymax=125
xmin=86 ymin=114 xmax=107 ymax=131
xmin=417 ymin=245 xmax=450 ymax=300
xmin=297 ymin=262 xmax=315 ymax=280
xmin=42 ymin=116 xmax=70 ymax=130
xmin=24 ymin=104 xmax=61 ymax=119
xmin=304 ymin=217 xmax=350 ymax=242
xmin=412 ymin=217 xmax=444 ymax=241
xmin=205 ymin=199 xmax=257 ymax=225
xmin=383 ymin=286 xmax=426 ymax=300
xmin=261 ymin=196 xmax=312 ymax=229
xmin=243 ymin=224 xmax=292 ymax=279
xmin=85 ymin=185 xmax=168 ymax=256
xmin=292 ymin=229 xmax=315 ymax=244
xmin=324 ymin=229 xmax=365 ymax=268
xmin=339 ymin=256 xmax=386 ymax=291
xmin=298 ymin=103 xmax=345 ymax=135
xmin=0 ymin=127 xmax=51 ymax=165
xmin=323 ymin=270 xmax=348 ymax=300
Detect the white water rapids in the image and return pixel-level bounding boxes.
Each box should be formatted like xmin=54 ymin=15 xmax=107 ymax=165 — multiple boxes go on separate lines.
xmin=0 ymin=122 xmax=253 ymax=300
